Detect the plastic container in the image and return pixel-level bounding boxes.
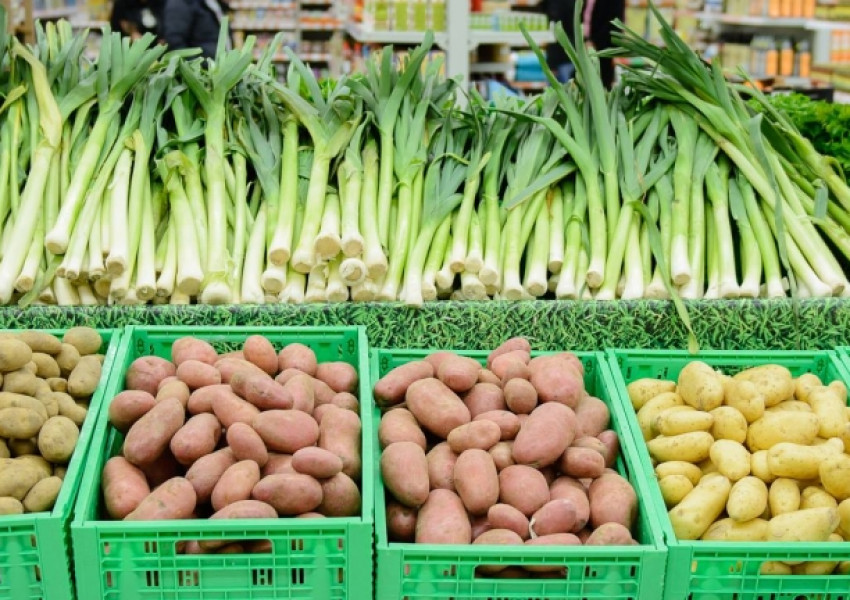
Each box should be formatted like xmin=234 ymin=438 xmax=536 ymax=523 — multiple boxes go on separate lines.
xmin=605 ymin=349 xmax=850 ymax=600
xmin=71 ymin=325 xmax=373 ymax=600
xmin=0 ymin=328 xmax=122 ymax=600
xmin=372 ymin=348 xmax=667 ymax=600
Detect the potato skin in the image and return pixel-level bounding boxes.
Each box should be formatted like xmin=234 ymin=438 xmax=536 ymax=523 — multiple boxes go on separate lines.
xmin=277 ymin=343 xmax=318 ymax=376
xmin=626 ymin=378 xmax=677 ymax=411
xmin=282 ymin=374 xmax=315 ymax=414
xmin=415 ymin=489 xmax=472 ymax=544
xmin=454 ymin=449 xmax=499 ymax=516
xmin=252 ymin=473 xmax=323 ymax=515
xmin=125 ymin=477 xmax=197 ymax=521
xmin=677 ymin=361 xmax=724 ymax=411
xmin=474 ymin=410 xmax=521 ymax=441
xmin=123 ymin=397 xmax=185 ymax=466
xmin=437 ymin=356 xmax=481 ymax=394
xmin=230 ymin=372 xmax=292 ymax=411
xmin=252 ymin=410 xmax=319 ymax=454
xmin=22 ymin=476 xmax=62 ymax=512
xmin=125 ymin=356 xmax=176 ymax=395
xmin=426 ymin=442 xmax=458 ymax=491
xmin=499 ymin=465 xmax=550 ymax=516
xmin=0 ymin=338 xmax=34 ymax=372
xmin=386 ymin=500 xmax=417 ymax=542
xmin=530 ymin=499 xmax=577 ymax=537
xmin=211 ymin=390 xmax=261 ymax=429
xmin=488 ymin=503 xmax=530 ymax=540
xmin=170 ymin=413 xmax=222 ymax=466
xmin=102 ymin=456 xmax=150 ymax=519
xmin=156 ymin=379 xmax=191 ymax=408
xmin=503 ymin=378 xmax=538 ymax=415
xmin=746 ymin=411 xmax=820 ymax=451
xmin=574 ymin=396 xmax=610 ymax=437
xmin=38 ymin=416 xmax=79 ymax=464
xmin=487 ymin=337 xmax=531 ymax=369
xmin=584 ymin=522 xmax=635 ymax=545
xmin=463 ymin=383 xmax=506 ymax=417
xmin=727 ymin=476 xmax=768 ymax=522
xmin=185 ymin=448 xmax=236 ymax=504
xmin=176 ymin=360 xmax=221 ymax=390
xmin=406 ymin=378 xmax=471 ymax=439
xmin=589 ymin=472 xmax=638 ymax=530
xmin=211 ymin=460 xmax=262 ymax=511
xmin=379 ymin=408 xmax=426 ymax=450
xmin=734 ymin=365 xmax=794 ymax=408
xmin=668 ymin=473 xmax=731 ymax=540
xmin=560 ymin=447 xmax=605 ymax=479
xmin=242 ymin=336 xmax=278 ymax=376
xmin=226 ymin=422 xmax=269 ymax=467
xmin=171 ymin=337 xmax=218 ymax=367
xmin=318 ymin=407 xmax=361 ymax=480
xmin=291 ymin=447 xmax=343 ymax=480
xmin=315 ymin=362 xmax=358 ymax=394
xmin=549 ymin=477 xmax=590 ymax=531
xmin=68 ymin=356 xmax=103 ymax=398
xmin=512 ymin=403 xmax=576 ymax=468
xmin=447 ymin=420 xmax=502 ymax=454
xmin=373 ymin=361 xmax=434 ymax=408
xmin=0 ymin=407 xmax=45 ymax=439
xmin=528 ymin=354 xmax=584 ymax=407
xmin=317 ymin=472 xmax=361 ymax=517
xmin=381 ymin=441 xmax=429 ymax=508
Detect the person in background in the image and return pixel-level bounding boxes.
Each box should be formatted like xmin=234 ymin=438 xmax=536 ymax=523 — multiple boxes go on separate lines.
xmin=544 ymin=0 xmax=577 ymax=83
xmin=110 ymin=0 xmax=164 ymax=40
xmin=587 ymin=0 xmax=626 ymax=89
xmin=161 ymin=0 xmax=230 ymax=59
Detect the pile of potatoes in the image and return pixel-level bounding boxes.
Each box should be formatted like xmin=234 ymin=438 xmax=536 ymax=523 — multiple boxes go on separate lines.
xmin=628 ymin=362 xmax=850 ymax=575
xmin=101 ymin=335 xmax=362 ymax=553
xmin=375 ymin=337 xmax=641 ymax=564
xmin=0 ymin=327 xmax=105 ymax=515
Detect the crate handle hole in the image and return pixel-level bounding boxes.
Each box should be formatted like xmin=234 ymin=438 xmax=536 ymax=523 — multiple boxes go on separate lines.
xmin=290 ymin=538 xmax=305 ymax=552
xmin=29 ymin=535 xmax=36 ymax=549
xmin=337 ymin=537 xmax=344 ymax=551
xmin=176 ymin=538 xmax=272 ymax=554
xmin=337 ymin=568 xmax=344 ymax=584
xmin=474 ymin=565 xmax=567 ymax=579
xmin=178 ymin=570 xmax=200 ymax=587
xmin=252 ymin=568 xmax=274 ymax=586
xmin=144 ymin=541 xmax=158 ymax=554
xmin=105 ymin=572 xmax=113 ymax=588
xmin=290 ymin=568 xmax=305 ymax=586
xmin=145 ymin=570 xmax=160 ymax=587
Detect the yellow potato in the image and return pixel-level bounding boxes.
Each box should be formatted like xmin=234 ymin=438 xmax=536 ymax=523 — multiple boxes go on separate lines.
xmin=647 ymin=432 xmax=714 ymax=464
xmin=767 ymin=507 xmax=839 ymax=542
xmin=678 ymin=362 xmax=724 ymax=412
xmin=842 ymin=423 xmax=850 ymax=454
xmin=654 ymin=407 xmax=714 ymax=436
xmin=838 ymin=562 xmax=850 ymax=575
xmin=750 ymin=450 xmax=776 ymax=484
xmin=793 ymin=558 xmax=840 ymax=575
xmin=819 ymin=453 xmax=850 ymax=501
xmin=767 ymin=439 xmax=844 ymax=480
xmin=722 ymin=379 xmax=764 ymax=423
xmin=760 ymin=562 xmax=792 ymax=575
xmin=637 ymin=392 xmax=683 ymax=441
xmin=769 ymin=478 xmax=801 ymax=517
xmin=668 ymin=472 xmax=731 ymax=540
xmin=733 ymin=365 xmax=794 ymax=407
xmin=710 ymin=439 xmax=750 ymax=482
xmin=709 ymin=406 xmax=748 ymax=443
xmin=801 ymin=486 xmax=839 ymax=511
xmin=627 ymin=379 xmax=676 ymax=411
xmin=828 ymin=380 xmax=847 ymax=404
xmin=765 ymin=400 xmax=812 ymax=413
xmin=658 ymin=474 xmax=693 ymax=508
xmin=727 ymin=476 xmax=768 ymax=522
xmin=839 ymin=498 xmax=850 ymax=537
xmin=794 ymin=373 xmax=823 ymax=402
xmin=745 ymin=411 xmax=819 ymax=452
xmin=655 ymin=461 xmax=703 ymax=486
xmin=702 ymin=517 xmax=768 ymax=541
xmin=807 ymin=387 xmax=849 ymax=438
xmin=698 ymin=458 xmax=718 ymax=476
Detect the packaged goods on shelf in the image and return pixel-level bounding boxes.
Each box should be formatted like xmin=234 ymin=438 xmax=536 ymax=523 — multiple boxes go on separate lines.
xmin=356 ymin=0 xmax=445 ymax=32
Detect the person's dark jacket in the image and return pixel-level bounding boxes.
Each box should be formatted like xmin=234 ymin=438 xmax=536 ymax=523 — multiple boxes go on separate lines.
xmin=544 ymin=0 xmax=577 ymax=72
xmin=110 ymin=0 xmax=164 ymax=38
xmin=589 ymin=0 xmax=626 ymax=88
xmin=161 ymin=0 xmax=227 ymax=58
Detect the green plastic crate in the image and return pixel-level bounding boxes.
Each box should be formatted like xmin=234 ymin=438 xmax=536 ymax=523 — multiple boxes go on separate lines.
xmin=371 ymin=348 xmax=668 ymax=600
xmin=605 ymin=349 xmax=850 ymax=600
xmin=71 ymin=325 xmax=373 ymax=600
xmin=0 ymin=328 xmax=122 ymax=600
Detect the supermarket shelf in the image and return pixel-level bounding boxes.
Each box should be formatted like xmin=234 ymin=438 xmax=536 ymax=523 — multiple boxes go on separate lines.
xmin=470 ymin=61 xmax=512 ymax=74
xmin=345 ymin=22 xmax=448 ymax=46
xmin=300 ymin=20 xmax=341 ymax=30
xmin=261 ymin=51 xmax=331 ymax=62
xmin=33 ymin=6 xmax=75 ymax=20
xmin=70 ymin=19 xmax=108 ymax=29
xmin=230 ymin=1 xmax=295 ymax=9
xmin=231 ymin=19 xmax=296 ymax=30
xmin=694 ymin=12 xmax=850 ymax=30
xmin=469 ymin=28 xmax=555 ymax=47
xmin=509 ymin=80 xmax=548 ymax=90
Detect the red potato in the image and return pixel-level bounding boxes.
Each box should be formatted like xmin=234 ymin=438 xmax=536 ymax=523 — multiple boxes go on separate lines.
xmin=437 ymin=356 xmax=481 ymax=393
xmin=530 ymin=499 xmax=577 ymax=537
xmin=292 ymin=447 xmax=343 ymax=479
xmin=156 ymin=379 xmax=191 ymax=408
xmin=571 ymin=436 xmax=608 ymax=457
xmin=454 ymin=449 xmax=499 ymax=516
xmin=415 ymin=489 xmax=472 ymax=544
xmin=187 ymin=384 xmax=232 ymax=415
xmin=227 ymin=422 xmax=269 ymax=467
xmin=211 ymin=460 xmax=261 ymax=511
xmin=490 ymin=350 xmax=531 ymax=382
xmin=525 ymin=533 xmax=581 ymax=546
xmin=262 ymin=453 xmax=295 ymax=476
xmin=463 ymin=383 xmax=506 ymax=417
xmin=381 ymin=441 xmax=429 ymax=508
xmin=219 ymin=351 xmax=244 ymax=361
xmin=312 ymin=404 xmax=338 ymax=425
xmin=315 ymin=362 xmax=358 ymax=394
xmin=185 ymin=449 xmax=236 ymax=504
xmin=242 ymin=336 xmax=278 ymax=376
xmin=277 ymin=343 xmax=318 ymax=376
xmin=138 ymin=449 xmax=183 ymax=488
xmin=252 ymin=410 xmax=319 ymax=454
xmin=560 ymin=447 xmax=606 ymax=479
xmin=426 ymin=442 xmax=458 ymax=491
xmin=312 ymin=378 xmax=337 ymax=406
xmin=423 ymin=351 xmax=457 ymax=373
xmin=529 ymin=353 xmax=584 ymax=377
xmin=589 ymin=472 xmax=637 ymax=530
xmin=473 ymin=529 xmax=525 ymax=573
xmin=252 ymin=473 xmax=323 ymax=515
xmin=201 ymin=500 xmax=279 ymax=550
xmin=183 ymin=541 xmax=204 ymax=555
xmin=217 ymin=544 xmax=246 ymax=554
xmin=171 ymin=337 xmax=218 ymax=367
xmin=296 ymin=512 xmax=325 ymax=519
xmin=176 ymin=360 xmax=221 ymax=390
xmin=317 ymin=472 xmax=361 ymax=517
xmin=471 ymin=515 xmax=492 ymax=540
xmin=474 ymin=410 xmax=521 ymax=441
xmin=487 ymin=338 xmax=532 ymax=369
xmin=549 ymin=477 xmax=590 ymax=531
xmin=108 ymin=390 xmax=156 ymax=432
xmin=574 ymin=395 xmax=610 ymax=437
xmin=529 ymin=355 xmax=585 ymax=407
xmin=125 ymin=477 xmax=196 ymax=521
xmin=318 ymin=407 xmax=361 ymax=480
xmin=329 ymin=392 xmax=359 ymax=412
xmin=499 ymin=465 xmax=550 ymax=516
xmin=488 ymin=503 xmax=531 ymax=540
xmin=230 ymin=372 xmax=292 ymax=411
xmin=584 ymin=522 xmax=636 ymax=546
xmin=447 ymin=420 xmax=502 ymax=453
xmin=102 ymin=456 xmax=150 ymax=519
xmin=386 ymin=501 xmax=417 ymax=542
xmin=125 ymin=356 xmax=176 ymax=395
xmin=478 ymin=369 xmax=501 ymax=385
xmin=215 ymin=358 xmax=269 ymax=384
xmin=597 ymin=430 xmax=620 ymax=467
xmin=379 ymin=408 xmax=426 ymax=450
xmin=170 ymin=413 xmax=222 ymax=466
xmin=373 ymin=361 xmax=434 ymax=408
xmin=282 ymin=373 xmax=315 ymax=414
xmin=275 ymin=368 xmax=306 ymax=386
xmin=503 ymin=378 xmax=538 ymax=415
xmin=512 ymin=403 xmax=576 ymax=468
xmin=406 ymin=378 xmax=471 ymax=439
xmin=212 ymin=389 xmax=261 ymax=428
xmin=123 ymin=397 xmax=186 ymax=466
xmin=157 ymin=376 xmax=179 ymax=392
xmin=489 ymin=441 xmax=516 ymax=471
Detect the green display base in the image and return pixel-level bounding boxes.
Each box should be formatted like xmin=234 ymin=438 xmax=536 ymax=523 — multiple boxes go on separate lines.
xmin=4 ymin=298 xmax=849 ymax=350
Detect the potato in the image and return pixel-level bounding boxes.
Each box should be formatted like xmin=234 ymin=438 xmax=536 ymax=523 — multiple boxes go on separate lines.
xmin=329 ymin=392 xmax=359 ymax=413
xmin=379 ymin=408 xmax=426 ymax=450
xmin=0 ymin=439 xmax=8 ymax=458
xmin=0 ymin=391 xmax=48 ymax=420
xmin=216 ymin=358 xmax=268 ymax=384
xmin=727 ymin=476 xmax=768 ymax=522
xmin=474 ymin=410 xmax=521 ymax=442
xmin=405 ymin=378 xmax=470 ymax=439
xmin=710 ymin=440 xmax=750 ymax=482
xmin=65 ymin=355 xmax=101 ymax=398
xmin=746 ymin=411 xmax=820 ymax=452
xmin=792 ymin=557 xmax=841 ymax=576
xmin=448 ymin=420 xmax=501 ymax=454
xmin=46 ymin=377 xmax=67 ymax=393
xmin=499 ymin=465 xmax=550 ymax=516
xmin=488 ymin=503 xmax=530 ymax=540
xmin=230 ymin=372 xmax=292 ymax=411
xmin=668 ymin=473 xmax=731 ymax=540
xmin=435 ymin=356 xmax=480 ymax=394
xmin=251 ymin=409 xmax=317 ymax=455
xmin=317 ymin=472 xmax=361 ymax=517
xmin=373 ymin=361 xmax=434 ymax=408
xmin=62 ymin=327 xmax=102 ymax=355
xmin=529 ymin=355 xmax=584 ymax=408
xmin=311 ymin=378 xmax=337 ymax=407
xmin=549 ymin=477 xmax=589 ymax=531
xmin=574 ymin=396 xmax=610 ymax=438
xmin=381 ymin=441 xmax=429 ymax=508
xmin=0 ymin=497 xmax=23 ymax=515
xmin=170 ymin=413 xmax=222 ymax=466
xmin=767 ymin=507 xmax=839 ymax=542
xmin=841 ymin=422 xmax=850 ymax=454
xmin=769 ymin=478 xmax=801 ymax=516
xmin=472 ymin=528 xmax=523 ymax=568
xmin=463 ymin=383 xmax=506 ymax=417
xmin=488 ymin=441 xmax=515 ymax=472
xmin=709 ymin=406 xmax=747 ymax=443
xmin=211 ymin=460 xmax=261 ymax=511
xmin=819 ymin=453 xmax=850 ymax=501
xmin=454 ymin=448 xmax=499 ymax=516
xmin=212 ymin=389 xmax=261 ymax=429
xmin=318 ymin=407 xmax=361 ymax=480
xmin=281 ymin=374 xmax=315 ymax=414
xmin=313 ymin=362 xmax=357 ymax=396
xmin=126 ymin=477 xmax=197 ymax=520
xmin=734 ymin=365 xmax=794 ymax=407
xmin=15 ymin=456 xmax=50 ymax=480
xmin=427 ymin=442 xmax=457 ymax=491
xmin=760 ymin=562 xmax=792 ymax=575
xmin=626 ymin=378 xmax=677 ymax=411
xmin=702 ymin=517 xmax=769 ymax=541
xmin=801 ymin=486 xmax=839 ymax=510
xmin=838 ymin=498 xmax=850 ymax=536
xmin=795 ymin=373 xmax=823 ymax=403
xmin=722 ymin=379 xmax=765 ymax=423
xmin=23 ymin=476 xmax=62 ymax=512
xmin=156 ymin=379 xmax=191 ymax=408
xmin=490 ymin=350 xmax=531 ymax=382
xmin=262 ymin=453 xmax=295 ymax=476
xmin=415 ymin=489 xmax=472 ymax=544
xmin=37 ymin=416 xmax=78 ymax=464
xmin=226 ymin=422 xmax=269 ymax=467
xmin=53 ymin=392 xmax=87 ymax=426
xmin=747 ymin=450 xmax=774 ymax=484
xmin=253 ymin=473 xmax=323 ymax=515
xmin=108 ymin=391 xmax=156 ymax=432
xmin=584 ymin=522 xmax=635 ymax=546
xmin=175 ymin=360 xmax=221 ymax=391
xmin=659 ymin=475 xmax=694 ymax=508
xmin=0 ymin=407 xmax=45 ymax=439
xmin=123 ymin=397 xmax=185 ymax=466
xmin=423 ymin=351 xmax=457 ymax=373
xmin=766 ymin=400 xmax=811 ymax=413
xmin=530 ymin=499 xmax=576 ymax=537
xmin=487 ymin=337 xmax=532 ymax=369
xmin=239 ymin=335 xmax=277 ymax=376
xmin=655 ymin=461 xmax=702 ymax=486
xmin=560 ymin=447 xmax=605 ymax=479
xmin=0 ymin=338 xmax=33 ymax=372
xmin=0 ymin=461 xmax=42 ymax=499
xmin=500 ymin=378 xmax=536 ymax=415
xmin=654 ymin=407 xmax=713 ymax=436
xmin=55 ymin=344 xmax=81 ymax=376
xmin=102 ymin=456 xmax=150 ymax=519
xmin=525 ymin=532 xmax=581 ymax=548
xmin=589 ymin=471 xmax=637 ymax=529
xmin=387 ymin=500 xmax=417 ymax=542
xmin=277 ymin=343 xmax=318 ymax=376
xmin=648 ymin=432 xmax=713 ymax=464
xmin=125 ymin=356 xmax=177 ymax=395
xmin=512 ymin=403 xmax=576 ymax=468
xmin=292 ymin=447 xmax=343 ymax=480
xmin=478 ymin=369 xmax=501 ymax=385
xmin=808 ymin=386 xmax=849 ymax=438
xmin=637 ymin=392 xmax=684 ymax=441
xmin=201 ymin=500 xmax=279 ymax=550
xmin=187 ymin=384 xmax=231 ymax=415
xmin=678 ymin=361 xmax=724 ymax=411
xmin=8 ymin=439 xmax=38 ymax=457
xmin=768 ymin=439 xmax=843 ymax=480
xmin=170 ymin=337 xmax=217 ymax=367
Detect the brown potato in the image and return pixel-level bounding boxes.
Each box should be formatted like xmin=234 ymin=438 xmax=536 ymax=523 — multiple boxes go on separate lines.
xmin=18 ymin=332 xmax=62 ymax=354
xmin=211 ymin=460 xmax=261 ymax=511
xmin=426 ymin=442 xmax=458 ymax=491
xmin=122 ymin=397 xmax=185 ymax=466
xmin=292 ymin=447 xmax=343 ymax=479
xmin=499 ymin=465 xmax=550 ymax=516
xmin=512 ymin=403 xmax=576 ymax=468
xmin=230 ymin=372 xmax=292 ymax=411
xmin=155 ymin=379 xmax=191 ymax=408
xmin=503 ymin=378 xmax=538 ymax=415
xmin=0 ymin=338 xmax=33 ymax=372
xmin=488 ymin=503 xmax=530 ymax=540
xmin=55 ymin=344 xmax=81 ymax=377
xmin=454 ymin=448 xmax=499 ymax=516
xmin=215 ymin=358 xmax=269 ymax=384
xmin=176 ymin=360 xmax=222 ymax=390
xmin=447 ymin=420 xmax=502 ymax=453
xmin=406 ymin=378 xmax=470 ymax=439
xmin=315 ymin=362 xmax=358 ymax=394
xmin=46 ymin=377 xmax=67 ymax=393
xmin=262 ymin=453 xmax=295 ymax=477
xmin=588 ymin=472 xmax=637 ymax=530
xmin=474 ymin=410 xmax=521 ymax=441
xmin=170 ymin=413 xmax=222 ymax=466
xmin=318 ymin=407 xmax=361 ymax=480
xmin=328 ymin=392 xmax=359 ymax=412
xmin=62 ymin=327 xmax=102 ymax=356
xmin=382 ymin=441 xmax=429 ymax=508
xmin=463 ymin=383 xmax=506 ymax=417
xmin=379 ymin=408 xmax=426 ymax=450
xmin=125 ymin=477 xmax=196 ymax=521
xmin=415 ymin=489 xmax=472 ymax=544
xmin=530 ymin=499 xmax=577 ymax=537
xmin=437 ymin=356 xmax=481 ymax=394
xmin=67 ymin=356 xmax=102 ymax=398
xmin=185 ymin=448 xmax=236 ymax=504
xmin=3 ymin=369 xmax=38 ymax=396
xmin=282 ymin=373 xmax=315 ymax=413
xmin=30 ymin=353 xmax=60 ymax=379
xmin=317 ymin=472 xmax=361 ymax=517
xmin=386 ymin=500 xmax=417 ymax=542
xmin=373 ymin=361 xmax=434 ymax=408
xmin=0 ymin=461 xmax=42 ymax=499
xmin=478 ymin=369 xmax=501 ymax=385
xmin=242 ymin=336 xmax=278 ymax=376
xmin=171 ymin=337 xmax=218 ymax=367
xmin=253 ymin=410 xmax=319 ymax=454
xmin=252 ymin=473 xmax=323 ymax=515
xmin=211 ymin=389 xmax=261 ymax=428
xmin=53 ymin=392 xmax=87 ymax=426
xmin=125 ymin=356 xmax=176 ymax=395
xmin=277 ymin=343 xmax=318 ymax=376
xmin=23 ymin=475 xmax=62 ymax=512
xmin=227 ymin=422 xmax=269 ymax=467
xmin=38 ymin=416 xmax=79 ymax=464
xmin=102 ymin=456 xmax=150 ymax=519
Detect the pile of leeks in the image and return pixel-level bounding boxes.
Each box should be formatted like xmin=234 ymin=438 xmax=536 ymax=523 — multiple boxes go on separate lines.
xmin=0 ymin=4 xmax=849 ymax=307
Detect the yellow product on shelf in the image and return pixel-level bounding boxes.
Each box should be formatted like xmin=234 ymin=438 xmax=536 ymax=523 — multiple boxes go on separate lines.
xmin=394 ymin=0 xmax=407 ymax=30
xmin=802 ymin=0 xmax=815 ymax=18
xmin=411 ymin=0 xmax=427 ymax=30
xmin=768 ymin=0 xmax=781 ymax=18
xmin=765 ymin=38 xmax=778 ymax=76
xmin=779 ymin=38 xmax=794 ymax=76
xmin=430 ymin=0 xmax=445 ymax=31
xmin=796 ymin=40 xmax=811 ymax=76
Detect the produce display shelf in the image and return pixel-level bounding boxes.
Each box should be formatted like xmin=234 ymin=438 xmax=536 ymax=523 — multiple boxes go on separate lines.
xmin=0 ymin=328 xmax=122 ymax=600
xmin=370 ymin=348 xmax=667 ymax=600
xmin=604 ymin=349 xmax=850 ymax=600
xmin=71 ymin=325 xmax=373 ymax=600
